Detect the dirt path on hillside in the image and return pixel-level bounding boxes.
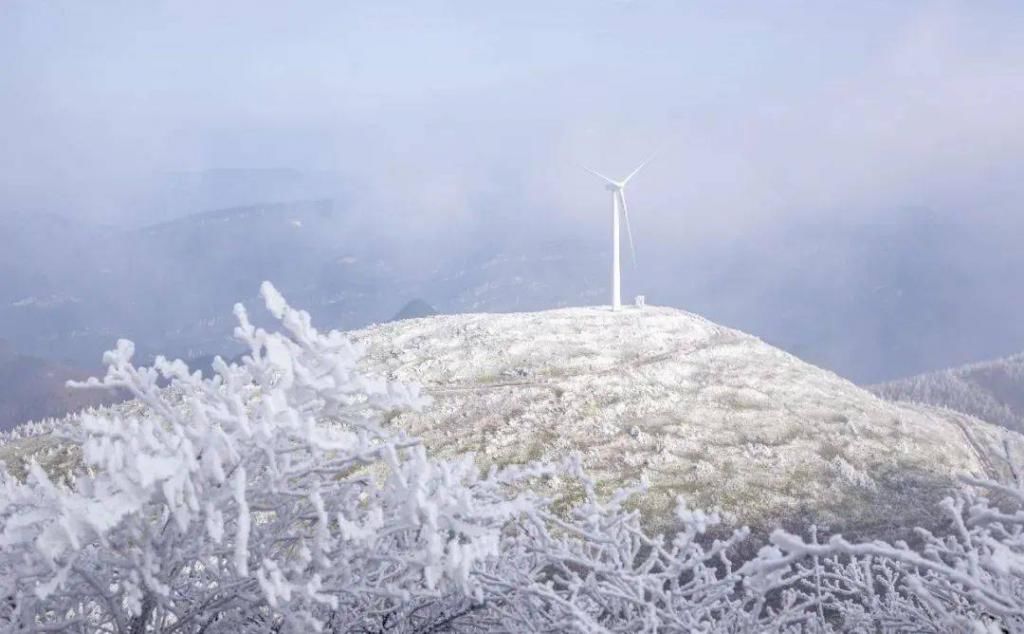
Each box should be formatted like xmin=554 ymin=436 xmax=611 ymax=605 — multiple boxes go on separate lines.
xmin=948 ymin=415 xmax=1001 ymax=481
xmin=424 ymin=332 xmax=738 ymax=398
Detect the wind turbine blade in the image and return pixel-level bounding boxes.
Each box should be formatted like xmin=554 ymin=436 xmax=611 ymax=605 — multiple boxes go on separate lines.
xmin=617 ymin=190 xmax=637 ymax=267
xmin=621 ymin=153 xmax=655 ymax=186
xmin=581 ymin=165 xmax=619 ymax=187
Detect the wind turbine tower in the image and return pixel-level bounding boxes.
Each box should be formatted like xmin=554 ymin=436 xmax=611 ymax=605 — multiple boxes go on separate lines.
xmin=584 ymin=156 xmax=652 ymax=311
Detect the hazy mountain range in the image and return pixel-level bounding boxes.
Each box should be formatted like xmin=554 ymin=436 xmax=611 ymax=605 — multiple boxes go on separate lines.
xmin=0 ymin=339 xmax=116 ymax=431
xmin=5 ymin=170 xmax=1024 ymax=434
xmin=873 ymin=353 xmax=1024 ymax=436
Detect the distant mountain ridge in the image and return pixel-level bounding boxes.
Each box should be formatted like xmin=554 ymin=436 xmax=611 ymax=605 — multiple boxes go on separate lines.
xmin=390 ymin=299 xmax=438 ymax=322
xmin=872 ymin=352 xmax=1024 ymax=434
xmin=7 ymin=195 xmax=1024 ymax=386
xmin=0 ymin=339 xmax=116 ymax=432
xmin=137 ymin=198 xmax=335 ymax=234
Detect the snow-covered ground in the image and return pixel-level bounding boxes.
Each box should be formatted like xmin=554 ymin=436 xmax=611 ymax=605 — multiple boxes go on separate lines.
xmin=5 ymin=303 xmax=1022 ymax=539
xmin=351 ymin=305 xmax=1024 ymax=535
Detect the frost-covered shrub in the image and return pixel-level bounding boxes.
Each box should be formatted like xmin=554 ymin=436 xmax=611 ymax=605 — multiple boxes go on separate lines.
xmin=757 ymin=471 xmax=1024 ymax=633
xmin=3 ymin=282 xmax=1024 ymax=632
xmin=0 ymin=283 xmax=552 ymax=632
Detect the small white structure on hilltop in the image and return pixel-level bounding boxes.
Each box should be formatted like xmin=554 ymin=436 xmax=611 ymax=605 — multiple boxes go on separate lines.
xmin=583 ymin=156 xmax=653 ymax=311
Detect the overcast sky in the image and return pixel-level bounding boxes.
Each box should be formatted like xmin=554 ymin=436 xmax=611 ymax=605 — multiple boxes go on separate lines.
xmin=2 ymin=1 xmax=1023 ymax=242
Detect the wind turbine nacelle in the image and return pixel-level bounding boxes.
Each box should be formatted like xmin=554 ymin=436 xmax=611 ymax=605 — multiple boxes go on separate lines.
xmin=605 ymin=183 xmax=623 ymax=192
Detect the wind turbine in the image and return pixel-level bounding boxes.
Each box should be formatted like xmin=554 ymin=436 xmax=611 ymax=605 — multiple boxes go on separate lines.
xmin=583 ymin=156 xmax=652 ymax=311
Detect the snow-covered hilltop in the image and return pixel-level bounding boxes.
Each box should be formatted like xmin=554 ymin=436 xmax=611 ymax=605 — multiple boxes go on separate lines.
xmin=6 ymin=302 xmax=1023 ymax=539
xmin=351 ymin=305 xmax=1024 ymax=535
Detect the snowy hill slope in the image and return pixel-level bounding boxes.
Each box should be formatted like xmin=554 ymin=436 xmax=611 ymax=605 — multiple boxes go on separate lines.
xmin=5 ymin=304 xmax=1022 ymax=538
xmin=349 ymin=306 xmax=1024 ymax=535
xmin=872 ymin=353 xmax=1024 ymax=434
